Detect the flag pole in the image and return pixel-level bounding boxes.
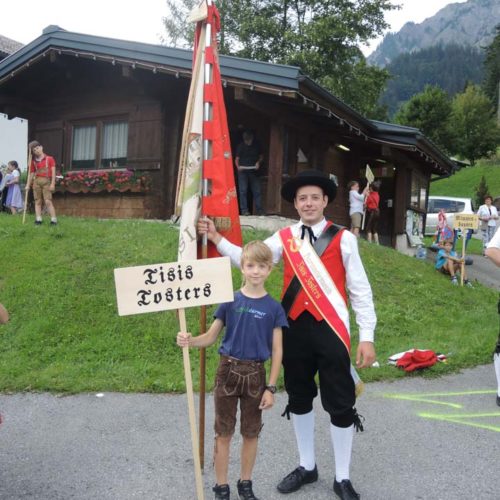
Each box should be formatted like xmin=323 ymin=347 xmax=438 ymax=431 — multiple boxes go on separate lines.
xmin=362 ymin=164 xmax=374 ymax=232
xmin=22 ymin=149 xmax=32 ymax=224
xmin=179 ymin=308 xmax=205 ymax=500
xmin=198 ymin=2 xmax=213 ymax=467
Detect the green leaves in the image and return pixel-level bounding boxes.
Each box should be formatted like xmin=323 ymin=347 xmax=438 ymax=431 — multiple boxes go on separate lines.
xmin=163 ymin=0 xmax=396 ymax=117
xmin=394 ymin=84 xmax=455 ymax=154
xmin=451 ymin=84 xmax=500 ymax=165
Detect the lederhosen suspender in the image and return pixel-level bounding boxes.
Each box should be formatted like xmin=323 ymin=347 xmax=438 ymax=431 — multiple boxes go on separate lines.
xmin=281 ymin=224 xmax=341 ymax=315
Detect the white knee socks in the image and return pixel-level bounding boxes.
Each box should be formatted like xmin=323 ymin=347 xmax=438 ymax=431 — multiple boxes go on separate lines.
xmin=292 ymin=411 xmax=355 ymax=480
xmin=292 ymin=411 xmax=316 ymax=471
xmin=330 ymin=423 xmax=354 ymax=481
xmin=494 ymin=353 xmax=500 ymax=396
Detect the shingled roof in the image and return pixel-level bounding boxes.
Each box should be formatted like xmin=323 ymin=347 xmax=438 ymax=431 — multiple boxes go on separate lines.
xmin=0 ymin=34 xmax=23 ymax=58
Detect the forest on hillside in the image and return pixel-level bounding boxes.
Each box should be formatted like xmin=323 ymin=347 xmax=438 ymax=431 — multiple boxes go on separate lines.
xmin=381 ymin=44 xmax=485 ymax=117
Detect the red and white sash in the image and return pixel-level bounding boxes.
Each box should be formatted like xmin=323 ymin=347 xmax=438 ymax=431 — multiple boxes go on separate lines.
xmin=280 ymin=226 xmax=351 ymax=352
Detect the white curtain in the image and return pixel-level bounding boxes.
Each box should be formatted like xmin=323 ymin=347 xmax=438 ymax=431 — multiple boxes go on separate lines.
xmin=72 ymin=126 xmax=96 ymax=161
xmin=102 ymin=122 xmax=128 ymax=159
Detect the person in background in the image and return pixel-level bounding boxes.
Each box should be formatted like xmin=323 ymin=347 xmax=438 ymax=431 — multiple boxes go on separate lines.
xmin=434 ymin=239 xmax=472 ymax=287
xmin=365 ymin=181 xmax=381 ymax=244
xmin=199 ymin=169 xmax=376 ymax=500
xmin=177 ymin=241 xmax=286 ymax=500
xmin=5 ymin=161 xmax=24 ymax=214
xmin=485 ymin=229 xmax=500 ymax=407
xmin=235 ymin=130 xmax=264 ymax=216
xmin=28 ymin=141 xmax=58 ymax=226
xmin=477 ymin=195 xmax=498 ymax=254
xmin=347 ymin=181 xmax=368 ymax=237
xmin=0 ymin=164 xmax=9 ymax=212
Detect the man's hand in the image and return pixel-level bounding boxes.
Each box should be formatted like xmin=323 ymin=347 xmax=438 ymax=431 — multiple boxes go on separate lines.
xmin=356 ymin=341 xmax=376 ymax=368
xmin=49 ymin=184 xmax=55 ymax=192
xmin=197 ymin=218 xmax=221 ymax=244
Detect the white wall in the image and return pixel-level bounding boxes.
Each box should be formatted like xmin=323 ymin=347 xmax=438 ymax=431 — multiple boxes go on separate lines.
xmin=0 ymin=113 xmax=28 ymax=171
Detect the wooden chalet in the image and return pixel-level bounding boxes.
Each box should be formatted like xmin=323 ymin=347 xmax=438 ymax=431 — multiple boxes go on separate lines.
xmin=0 ymin=26 xmax=455 ymax=251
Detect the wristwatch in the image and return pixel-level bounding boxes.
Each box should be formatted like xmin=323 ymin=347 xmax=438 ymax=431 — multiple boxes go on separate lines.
xmin=265 ymin=385 xmax=277 ymax=394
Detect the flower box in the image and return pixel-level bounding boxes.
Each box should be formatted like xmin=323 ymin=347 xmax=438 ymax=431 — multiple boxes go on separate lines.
xmin=56 ymin=169 xmax=152 ymax=194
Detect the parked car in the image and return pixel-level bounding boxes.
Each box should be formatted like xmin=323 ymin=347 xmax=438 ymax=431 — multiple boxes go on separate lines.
xmin=425 ymin=196 xmax=476 ymax=235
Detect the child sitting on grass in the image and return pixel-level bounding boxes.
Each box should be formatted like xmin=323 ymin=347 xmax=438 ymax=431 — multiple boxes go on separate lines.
xmin=434 ymin=239 xmax=472 ymax=287
xmin=177 ymin=240 xmax=287 ymax=500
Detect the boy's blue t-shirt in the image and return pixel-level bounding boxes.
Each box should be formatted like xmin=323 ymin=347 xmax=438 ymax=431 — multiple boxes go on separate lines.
xmin=214 ymin=291 xmax=288 ymax=361
xmin=435 ymin=248 xmax=457 ymax=269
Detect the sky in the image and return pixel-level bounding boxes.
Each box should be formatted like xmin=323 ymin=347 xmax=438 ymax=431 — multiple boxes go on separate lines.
xmin=1 ymin=0 xmax=467 ymax=56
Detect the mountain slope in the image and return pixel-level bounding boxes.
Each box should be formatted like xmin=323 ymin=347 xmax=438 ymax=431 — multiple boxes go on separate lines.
xmin=368 ymin=0 xmax=499 ymax=67
xmin=381 ymin=44 xmax=485 ymax=116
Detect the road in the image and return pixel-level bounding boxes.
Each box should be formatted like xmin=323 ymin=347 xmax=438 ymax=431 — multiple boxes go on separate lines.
xmin=1 ymin=365 xmax=499 ymax=500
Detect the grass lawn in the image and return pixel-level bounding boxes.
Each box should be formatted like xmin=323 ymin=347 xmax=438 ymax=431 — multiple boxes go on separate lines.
xmin=0 ymin=214 xmax=498 ymax=394
xmin=430 ymin=162 xmax=500 ymax=200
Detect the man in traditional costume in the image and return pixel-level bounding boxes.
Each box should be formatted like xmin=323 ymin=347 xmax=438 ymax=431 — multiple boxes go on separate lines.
xmin=199 ymin=169 xmax=376 ymax=500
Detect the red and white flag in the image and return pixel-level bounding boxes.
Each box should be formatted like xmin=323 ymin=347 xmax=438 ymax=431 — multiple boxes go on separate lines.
xmin=176 ymin=0 xmax=242 ymax=261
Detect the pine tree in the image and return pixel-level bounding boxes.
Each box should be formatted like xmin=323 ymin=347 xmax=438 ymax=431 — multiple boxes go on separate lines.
xmin=474 ymin=175 xmax=490 ymax=208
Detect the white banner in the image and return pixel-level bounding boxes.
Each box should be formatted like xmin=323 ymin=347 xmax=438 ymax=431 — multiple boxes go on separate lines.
xmin=114 ymin=256 xmax=233 ymax=316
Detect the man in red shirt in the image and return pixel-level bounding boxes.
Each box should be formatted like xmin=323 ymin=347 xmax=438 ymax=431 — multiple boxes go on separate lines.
xmin=364 ymin=181 xmax=381 ymax=244
xmin=28 ymin=141 xmax=58 ymax=225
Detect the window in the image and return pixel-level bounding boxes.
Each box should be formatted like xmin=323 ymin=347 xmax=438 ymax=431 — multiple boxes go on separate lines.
xmin=410 ymin=170 xmax=427 ymax=211
xmin=428 ymin=199 xmax=466 ymax=214
xmin=71 ymin=120 xmax=128 ymax=169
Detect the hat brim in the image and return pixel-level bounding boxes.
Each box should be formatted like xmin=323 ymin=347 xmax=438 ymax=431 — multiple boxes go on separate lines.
xmin=281 ymin=175 xmax=337 ymax=204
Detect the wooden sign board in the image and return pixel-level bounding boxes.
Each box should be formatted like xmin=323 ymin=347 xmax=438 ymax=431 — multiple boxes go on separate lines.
xmin=114 ymin=256 xmax=233 ymax=316
xmin=453 ymin=214 xmax=479 ymax=231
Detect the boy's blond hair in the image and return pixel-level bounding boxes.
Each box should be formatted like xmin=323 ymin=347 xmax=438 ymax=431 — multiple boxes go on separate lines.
xmin=240 ymin=240 xmax=273 ymax=268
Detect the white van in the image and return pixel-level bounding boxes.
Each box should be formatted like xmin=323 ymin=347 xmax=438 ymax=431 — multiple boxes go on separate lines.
xmin=425 ymin=196 xmax=476 ymax=235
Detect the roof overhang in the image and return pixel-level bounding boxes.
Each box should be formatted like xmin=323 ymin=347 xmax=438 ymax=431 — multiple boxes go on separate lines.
xmin=0 ymin=26 xmax=454 ymax=176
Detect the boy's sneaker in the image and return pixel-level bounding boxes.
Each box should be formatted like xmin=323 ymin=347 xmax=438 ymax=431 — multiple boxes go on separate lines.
xmin=34 ymin=220 xmax=42 ymax=226
xmin=464 ymin=279 xmax=473 ymax=288
xmin=50 ymin=220 xmax=58 ymax=226
xmin=450 ymin=277 xmax=458 ymax=285
xmin=213 ymin=483 xmax=230 ymax=500
xmin=237 ymin=480 xmax=259 ymax=500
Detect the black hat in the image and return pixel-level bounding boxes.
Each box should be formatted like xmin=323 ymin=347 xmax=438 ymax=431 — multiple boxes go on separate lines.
xmin=281 ymin=169 xmax=337 ymax=204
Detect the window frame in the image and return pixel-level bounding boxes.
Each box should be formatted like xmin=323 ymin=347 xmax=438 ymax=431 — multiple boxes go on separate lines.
xmin=69 ymin=116 xmax=128 ymax=171
xmin=409 ymin=170 xmax=428 ymax=212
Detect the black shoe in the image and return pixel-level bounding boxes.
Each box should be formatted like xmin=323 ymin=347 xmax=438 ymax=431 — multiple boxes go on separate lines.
xmin=237 ymin=479 xmax=259 ymax=500
xmin=213 ymin=483 xmax=230 ymax=500
xmin=50 ymin=220 xmax=57 ymax=226
xmin=277 ymin=465 xmax=318 ymax=493
xmin=496 ymin=395 xmax=500 ymax=407
xmin=333 ymin=479 xmax=360 ymax=500
xmin=34 ymin=220 xmax=42 ymax=226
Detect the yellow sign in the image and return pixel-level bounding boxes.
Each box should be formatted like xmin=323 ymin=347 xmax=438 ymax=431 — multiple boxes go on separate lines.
xmin=453 ymin=214 xmax=479 ymax=230
xmin=114 ymin=256 xmax=234 ymax=316
xmin=365 ymin=164 xmax=375 ymax=184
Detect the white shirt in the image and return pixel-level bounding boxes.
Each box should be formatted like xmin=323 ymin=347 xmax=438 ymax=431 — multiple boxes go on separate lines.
xmin=477 ymin=204 xmax=498 ymax=227
xmin=217 ymin=218 xmax=377 ymax=342
xmin=487 ymin=227 xmax=500 ymax=249
xmin=349 ymin=190 xmax=365 ymax=215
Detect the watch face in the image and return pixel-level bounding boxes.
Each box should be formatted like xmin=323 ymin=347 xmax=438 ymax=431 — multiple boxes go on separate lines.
xmin=266 ymin=385 xmax=276 ymax=394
